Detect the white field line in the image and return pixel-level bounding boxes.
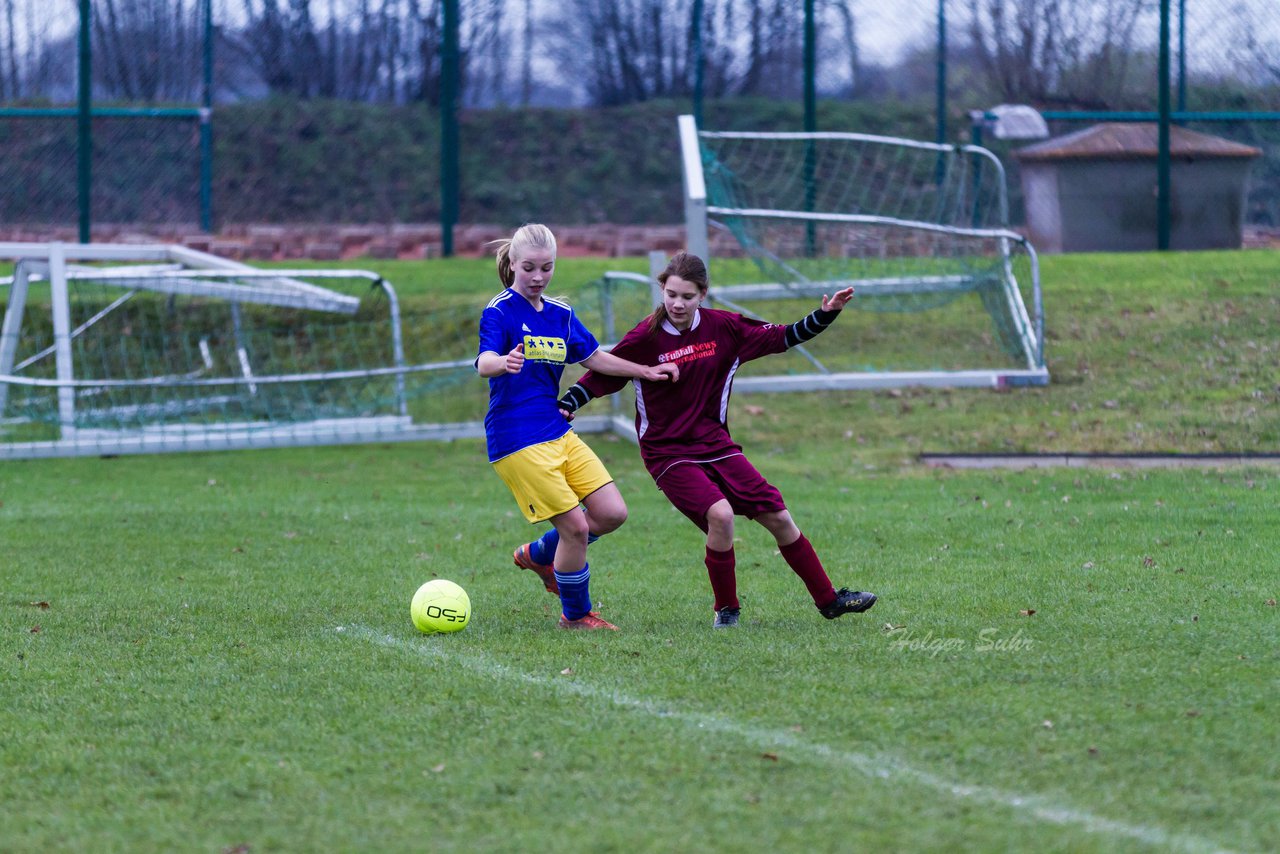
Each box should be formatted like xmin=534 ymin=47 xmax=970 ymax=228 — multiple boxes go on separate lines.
xmin=347 ymin=625 xmax=1235 ymax=854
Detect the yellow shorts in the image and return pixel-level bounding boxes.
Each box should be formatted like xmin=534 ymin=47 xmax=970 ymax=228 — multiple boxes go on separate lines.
xmin=492 ymin=431 xmax=613 ymax=524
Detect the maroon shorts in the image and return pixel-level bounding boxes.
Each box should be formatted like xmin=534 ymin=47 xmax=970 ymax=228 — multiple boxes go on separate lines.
xmin=654 ymin=453 xmax=786 ymax=531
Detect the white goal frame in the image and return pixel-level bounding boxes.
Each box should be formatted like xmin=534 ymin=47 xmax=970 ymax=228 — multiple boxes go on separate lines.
xmin=678 ymin=114 xmax=1048 ymax=390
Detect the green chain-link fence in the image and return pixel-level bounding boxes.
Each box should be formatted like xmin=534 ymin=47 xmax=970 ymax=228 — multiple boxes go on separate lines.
xmin=0 ymin=1 xmax=1275 ymax=243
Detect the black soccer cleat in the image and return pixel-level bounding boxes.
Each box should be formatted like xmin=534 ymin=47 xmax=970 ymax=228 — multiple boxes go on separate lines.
xmin=819 ymin=588 xmax=877 ymax=619
xmin=712 ymin=606 xmax=741 ymax=628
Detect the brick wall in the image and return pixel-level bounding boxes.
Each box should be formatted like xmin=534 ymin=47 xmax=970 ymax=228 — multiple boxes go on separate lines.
xmin=3 ymin=223 xmax=1276 ymax=260
xmin=0 ymin=223 xmax=706 ymax=261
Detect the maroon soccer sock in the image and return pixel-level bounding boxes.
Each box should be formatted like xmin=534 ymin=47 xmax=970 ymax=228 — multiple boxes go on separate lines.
xmin=779 ymin=533 xmax=837 ymax=607
xmin=704 ymin=545 xmax=740 ymax=611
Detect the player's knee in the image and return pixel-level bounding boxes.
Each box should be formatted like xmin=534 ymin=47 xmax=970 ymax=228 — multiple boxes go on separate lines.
xmin=557 ymin=519 xmax=590 ymax=548
xmin=705 ymin=503 xmax=735 ymax=540
xmin=757 ymin=510 xmax=796 ymax=542
xmin=594 ymin=504 xmax=627 ymax=533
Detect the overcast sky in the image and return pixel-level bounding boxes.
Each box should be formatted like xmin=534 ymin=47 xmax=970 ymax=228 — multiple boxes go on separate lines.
xmin=24 ymin=0 xmax=1280 ymax=83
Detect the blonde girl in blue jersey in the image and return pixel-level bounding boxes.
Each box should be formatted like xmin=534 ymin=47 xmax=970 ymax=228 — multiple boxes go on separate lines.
xmin=476 ymin=224 xmax=679 ymax=630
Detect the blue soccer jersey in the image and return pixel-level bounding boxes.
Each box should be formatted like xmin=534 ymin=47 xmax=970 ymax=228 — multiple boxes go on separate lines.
xmin=477 ymin=289 xmax=600 ymax=462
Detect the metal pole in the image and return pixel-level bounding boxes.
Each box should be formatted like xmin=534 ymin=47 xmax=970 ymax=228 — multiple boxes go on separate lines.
xmin=677 ymin=115 xmax=709 ymax=262
xmin=200 ymin=0 xmax=214 ymax=231
xmin=935 ymin=0 xmax=947 ymax=148
xmin=440 ymin=0 xmax=460 ymax=257
xmin=49 ymin=246 xmax=77 ymax=431
xmin=970 ymin=121 xmax=984 ymax=228
xmin=1177 ymin=0 xmax=1187 ymax=115
xmin=77 ymin=0 xmax=91 ymax=244
xmin=803 ymin=0 xmax=816 ymax=254
xmin=1158 ymin=0 xmax=1171 ymax=250
xmin=691 ymin=0 xmax=704 ymax=127
xmin=803 ymin=0 xmax=816 ymax=133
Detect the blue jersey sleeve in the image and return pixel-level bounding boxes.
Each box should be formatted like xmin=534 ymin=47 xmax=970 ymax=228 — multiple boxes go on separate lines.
xmin=565 ymin=310 xmax=600 ymax=364
xmin=477 ymin=305 xmax=509 ymax=362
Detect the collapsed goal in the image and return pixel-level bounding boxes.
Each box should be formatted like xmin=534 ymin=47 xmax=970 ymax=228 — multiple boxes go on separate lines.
xmin=678 ymin=114 xmax=1047 ymax=390
xmin=0 ymin=242 xmax=493 ymax=459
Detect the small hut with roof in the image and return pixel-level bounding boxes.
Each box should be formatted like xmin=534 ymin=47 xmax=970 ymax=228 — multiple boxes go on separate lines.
xmin=1013 ymin=123 xmax=1261 ymax=252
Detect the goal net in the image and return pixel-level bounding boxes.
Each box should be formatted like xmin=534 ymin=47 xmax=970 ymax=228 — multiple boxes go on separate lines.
xmin=0 ymin=243 xmax=494 ymax=459
xmin=679 ymin=115 xmax=1047 ymax=389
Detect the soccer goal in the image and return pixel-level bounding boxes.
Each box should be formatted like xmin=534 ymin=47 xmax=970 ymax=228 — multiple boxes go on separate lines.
xmin=678 ymin=114 xmax=1048 ymax=390
xmin=0 ymin=242 xmax=498 ymax=459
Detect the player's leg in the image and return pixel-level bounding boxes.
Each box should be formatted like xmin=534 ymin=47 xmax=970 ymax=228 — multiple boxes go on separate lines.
xmin=754 ymin=508 xmax=833 ymax=602
xmin=704 ymin=498 xmax=736 ymax=551
xmin=708 ymin=454 xmax=877 ymax=619
xmin=493 ymin=437 xmax=576 ymax=599
xmin=552 ymin=433 xmax=620 ymax=629
xmin=579 ymin=481 xmax=627 ymax=535
xmin=657 ymin=464 xmax=740 ymax=627
xmin=516 ymin=432 xmax=613 ymax=575
xmin=704 ymin=499 xmax=740 ymax=628
xmin=518 ymin=510 xmax=599 ymax=572
xmin=545 ymin=504 xmax=595 ymax=622
xmin=754 ymin=508 xmax=876 ymax=618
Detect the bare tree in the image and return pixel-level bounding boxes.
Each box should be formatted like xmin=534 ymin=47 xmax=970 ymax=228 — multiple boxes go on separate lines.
xmin=83 ymin=0 xmax=205 ymax=102
xmin=545 ymin=0 xmax=808 ymax=106
xmin=1 ymin=0 xmax=19 ymax=100
xmin=1224 ymin=2 xmax=1280 ymax=87
xmin=461 ymin=0 xmax=507 ymax=106
xmin=548 ymin=0 xmax=693 ymax=106
xmin=825 ymin=0 xmax=862 ymax=97
xmin=694 ymin=0 xmax=758 ymax=99
xmin=966 ymin=0 xmax=1156 ymax=108
xmin=231 ymin=0 xmax=328 ymax=97
xmin=519 ymin=0 xmax=531 ymax=104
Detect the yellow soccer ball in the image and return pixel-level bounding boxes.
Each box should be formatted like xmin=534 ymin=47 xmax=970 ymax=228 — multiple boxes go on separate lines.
xmin=410 ymin=579 xmax=471 ymax=634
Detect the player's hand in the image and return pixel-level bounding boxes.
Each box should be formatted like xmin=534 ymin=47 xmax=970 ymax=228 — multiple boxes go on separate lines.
xmin=646 ymin=362 xmax=679 ymax=383
xmin=822 ymin=287 xmax=855 ymax=311
xmin=505 ymin=343 xmax=525 ymax=373
xmin=559 ymin=408 xmax=575 ymax=422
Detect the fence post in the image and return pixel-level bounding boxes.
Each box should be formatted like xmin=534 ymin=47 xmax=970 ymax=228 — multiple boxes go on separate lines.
xmin=1177 ymin=0 xmax=1187 ymax=114
xmin=1158 ymin=0 xmax=1171 ymax=250
xmin=691 ymin=0 xmax=704 ymax=127
xmin=935 ymin=0 xmax=947 ymax=149
xmin=803 ymin=0 xmax=816 ymax=254
xmin=440 ymin=0 xmax=460 ymax=257
xmin=200 ymin=0 xmax=214 ymax=232
xmin=77 ymin=0 xmax=92 ymax=244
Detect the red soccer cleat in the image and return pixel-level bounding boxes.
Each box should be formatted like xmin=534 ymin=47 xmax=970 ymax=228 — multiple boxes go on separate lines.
xmin=557 ymin=611 xmax=619 ymax=631
xmin=513 ymin=543 xmax=558 ymax=594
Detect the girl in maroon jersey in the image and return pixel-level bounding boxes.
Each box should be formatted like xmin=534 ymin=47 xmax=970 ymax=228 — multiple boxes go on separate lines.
xmin=531 ymin=251 xmax=876 ymax=627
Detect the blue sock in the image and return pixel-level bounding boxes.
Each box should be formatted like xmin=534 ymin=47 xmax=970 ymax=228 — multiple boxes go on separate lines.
xmin=530 ymin=525 xmax=599 ymax=566
xmin=554 ymin=563 xmax=592 ymax=620
xmin=530 ymin=528 xmax=559 ymax=566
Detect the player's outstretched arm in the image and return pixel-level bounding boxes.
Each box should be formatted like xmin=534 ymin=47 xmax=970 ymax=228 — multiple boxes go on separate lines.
xmin=581 ymin=349 xmax=679 ymax=384
xmin=785 ymin=288 xmax=854 ymax=349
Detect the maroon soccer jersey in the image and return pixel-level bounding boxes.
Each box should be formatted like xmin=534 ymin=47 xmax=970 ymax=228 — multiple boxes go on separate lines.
xmin=578 ymin=308 xmax=788 ymax=480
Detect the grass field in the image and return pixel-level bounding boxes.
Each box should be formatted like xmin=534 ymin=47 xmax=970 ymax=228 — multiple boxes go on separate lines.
xmin=2 ymin=249 xmax=1278 ymax=852
xmin=277 ymin=247 xmax=1280 ymax=459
